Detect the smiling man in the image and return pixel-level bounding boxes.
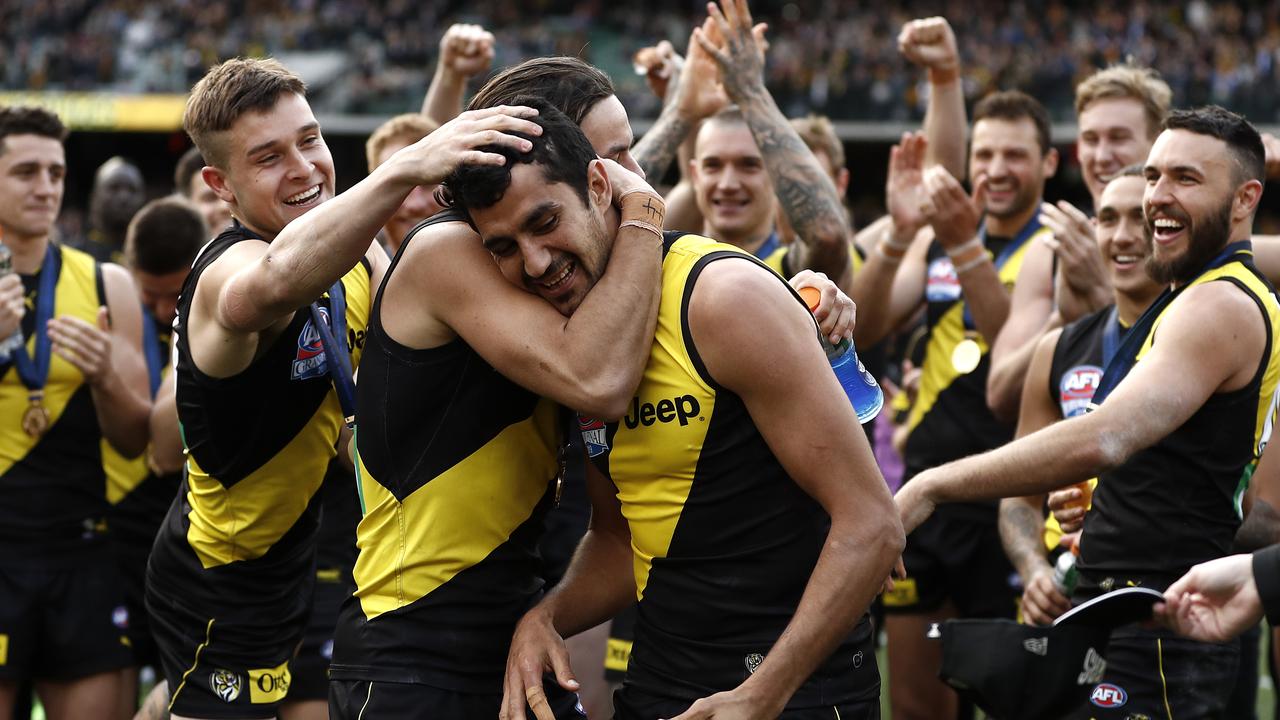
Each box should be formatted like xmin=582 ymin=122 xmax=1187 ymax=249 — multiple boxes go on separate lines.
xmin=446 ymin=98 xmax=901 ymax=720
xmin=995 ymin=167 xmax=1164 ymax=627
xmin=896 ymin=105 xmax=1280 ymax=719
xmin=142 ymin=57 xmax=544 ymax=720
xmin=851 ymin=90 xmax=1057 ymax=720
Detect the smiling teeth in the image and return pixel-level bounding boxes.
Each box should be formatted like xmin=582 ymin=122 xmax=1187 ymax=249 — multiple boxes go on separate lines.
xmin=541 ymin=262 xmax=573 ymax=289
xmin=1154 ymin=218 xmax=1183 ymax=230
xmin=285 ymin=185 xmax=320 ymax=205
xmin=1114 ymin=255 xmax=1138 ymax=263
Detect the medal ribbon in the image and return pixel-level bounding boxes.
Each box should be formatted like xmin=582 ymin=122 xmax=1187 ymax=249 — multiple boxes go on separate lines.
xmin=1090 ymin=240 xmax=1253 ymax=408
xmin=12 ymin=243 xmax=60 ymax=395
xmin=961 ymin=215 xmax=1043 ymax=330
xmin=309 ymin=279 xmax=356 ymax=428
xmin=752 ymin=231 xmax=781 ymax=262
xmin=140 ymin=306 xmax=163 ymax=398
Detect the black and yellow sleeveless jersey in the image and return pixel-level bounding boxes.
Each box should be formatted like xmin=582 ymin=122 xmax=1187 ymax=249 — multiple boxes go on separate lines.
xmin=583 ymin=232 xmax=877 ymax=706
xmin=148 ymin=223 xmax=371 ymax=603
xmin=903 ymin=222 xmax=1049 ymax=497
xmin=1041 ymin=306 xmax=1120 ymax=550
xmin=1080 ymin=254 xmax=1280 ymax=594
xmin=329 ymin=209 xmax=561 ymax=693
xmin=0 ymin=243 xmax=108 ymax=566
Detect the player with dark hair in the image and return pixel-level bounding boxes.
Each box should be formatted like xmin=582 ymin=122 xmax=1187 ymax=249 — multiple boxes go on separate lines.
xmin=173 ymin=146 xmax=231 ymax=236
xmin=443 ymin=89 xmax=899 ymax=720
xmin=897 ymin=105 xmax=1280 ymax=719
xmin=0 ymin=104 xmax=151 ymax=718
xmin=852 ymin=89 xmax=1059 ymax=719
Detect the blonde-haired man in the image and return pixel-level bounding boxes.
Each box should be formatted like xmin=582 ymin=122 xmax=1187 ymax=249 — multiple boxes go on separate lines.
xmin=365 ymin=113 xmax=442 ymax=256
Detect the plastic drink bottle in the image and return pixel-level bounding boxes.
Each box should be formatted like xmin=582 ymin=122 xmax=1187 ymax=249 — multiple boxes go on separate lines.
xmin=798 ymin=287 xmax=883 ymax=424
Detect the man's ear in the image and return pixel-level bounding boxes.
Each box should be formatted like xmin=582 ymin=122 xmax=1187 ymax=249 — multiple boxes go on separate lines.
xmin=1042 ymin=147 xmax=1060 ymax=178
xmin=836 ymin=167 xmax=850 ymax=198
xmin=1234 ymin=178 xmax=1264 ymax=222
xmin=587 ymin=158 xmax=610 ymax=212
xmin=201 ymin=166 xmax=236 ymax=206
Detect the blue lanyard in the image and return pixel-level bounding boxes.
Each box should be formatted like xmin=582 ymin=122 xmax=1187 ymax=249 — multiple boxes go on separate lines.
xmin=140 ymin=306 xmax=163 ymax=398
xmin=752 ymin=231 xmax=780 ymax=261
xmin=961 ymin=216 xmax=1042 ymax=329
xmin=13 ymin=244 xmax=60 ymax=393
xmin=1100 ymin=305 xmax=1122 ymax=368
xmin=309 ymin=280 xmax=356 ymax=428
xmin=1091 ymin=240 xmax=1252 ymax=407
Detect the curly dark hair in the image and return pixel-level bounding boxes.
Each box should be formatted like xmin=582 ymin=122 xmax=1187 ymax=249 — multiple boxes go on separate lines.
xmin=443 ymin=98 xmax=599 ymax=221
xmin=0 ymin=106 xmax=68 ymax=153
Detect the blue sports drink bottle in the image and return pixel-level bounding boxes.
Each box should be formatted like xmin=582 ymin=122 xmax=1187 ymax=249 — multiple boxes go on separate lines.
xmin=800 ymin=287 xmax=883 ymax=424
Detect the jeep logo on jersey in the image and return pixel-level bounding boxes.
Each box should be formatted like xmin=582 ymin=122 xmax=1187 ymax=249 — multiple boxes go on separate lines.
xmin=925 ymin=257 xmax=961 ymax=302
xmin=1090 ymin=683 xmax=1127 ymax=708
xmin=1060 ymin=365 xmax=1103 ymax=418
xmin=292 ymin=307 xmax=330 ymax=380
xmin=210 ymin=669 xmax=242 ymax=702
xmin=578 ymin=415 xmax=610 ymax=457
xmin=623 ymin=395 xmax=701 ymax=429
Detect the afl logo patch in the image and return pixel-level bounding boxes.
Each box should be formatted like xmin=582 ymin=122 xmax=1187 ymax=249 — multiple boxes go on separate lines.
xmin=1090 ymin=683 xmax=1127 ymax=708
xmin=1059 ymin=365 xmax=1103 ymax=418
xmin=210 ymin=669 xmax=242 ymax=703
xmin=925 ymin=257 xmax=961 ymax=302
xmin=291 ymin=308 xmax=330 ymax=380
xmin=578 ymin=415 xmax=610 ymax=457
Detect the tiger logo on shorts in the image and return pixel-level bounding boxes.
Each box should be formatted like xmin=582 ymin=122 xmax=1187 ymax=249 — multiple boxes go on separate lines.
xmin=210 ymin=669 xmax=243 ymax=702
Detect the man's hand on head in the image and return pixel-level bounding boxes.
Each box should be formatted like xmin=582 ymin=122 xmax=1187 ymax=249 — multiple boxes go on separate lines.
xmin=387 ymin=105 xmax=542 ymax=188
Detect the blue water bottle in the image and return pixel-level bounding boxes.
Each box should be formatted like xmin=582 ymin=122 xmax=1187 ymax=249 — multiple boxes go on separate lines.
xmin=800 ymin=287 xmax=883 ymax=424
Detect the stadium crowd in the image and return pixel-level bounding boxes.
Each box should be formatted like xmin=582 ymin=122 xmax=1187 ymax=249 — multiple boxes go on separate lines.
xmin=7 ymin=0 xmax=1280 ymax=719
xmin=9 ymin=1 xmax=1280 ymax=120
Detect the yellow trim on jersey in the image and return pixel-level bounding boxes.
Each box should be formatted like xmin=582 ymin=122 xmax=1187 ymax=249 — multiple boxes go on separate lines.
xmin=183 ymin=263 xmax=370 ymax=568
xmin=0 ymin=245 xmax=100 ymax=478
xmin=907 ymin=230 xmax=1045 ymax=434
xmin=1135 ymin=260 xmax=1280 ymax=482
xmin=352 ymin=398 xmax=559 ymax=620
xmin=608 ymin=235 xmax=741 ymax=599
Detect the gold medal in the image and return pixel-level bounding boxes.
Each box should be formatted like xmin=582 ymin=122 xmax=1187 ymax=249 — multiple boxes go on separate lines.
xmin=951 ymin=336 xmax=982 ymax=375
xmin=21 ymin=391 xmax=49 ymax=437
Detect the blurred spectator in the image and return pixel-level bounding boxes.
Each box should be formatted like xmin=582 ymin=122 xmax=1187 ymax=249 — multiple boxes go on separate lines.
xmin=8 ymin=1 xmax=1280 ymax=122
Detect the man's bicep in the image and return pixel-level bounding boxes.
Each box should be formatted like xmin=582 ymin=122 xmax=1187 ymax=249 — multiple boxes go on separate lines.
xmin=691 ymin=261 xmax=885 ymax=511
xmin=1015 ymin=329 xmax=1063 ymax=439
xmin=992 ymin=242 xmax=1054 ymax=355
xmin=1097 ymin=287 xmax=1265 ymax=455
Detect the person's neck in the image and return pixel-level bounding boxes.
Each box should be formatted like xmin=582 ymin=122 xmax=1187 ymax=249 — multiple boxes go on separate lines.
xmin=1114 ymin=285 xmax=1161 ymax=326
xmin=235 ymin=214 xmax=277 ymax=243
xmin=2 ymin=232 xmax=51 ymax=274
xmin=982 ymin=200 xmax=1041 ymax=239
xmin=705 ymin=223 xmax=772 ymax=254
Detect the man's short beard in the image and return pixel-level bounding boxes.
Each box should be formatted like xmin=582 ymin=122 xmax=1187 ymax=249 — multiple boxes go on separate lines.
xmin=1145 ymin=202 xmax=1232 ymax=286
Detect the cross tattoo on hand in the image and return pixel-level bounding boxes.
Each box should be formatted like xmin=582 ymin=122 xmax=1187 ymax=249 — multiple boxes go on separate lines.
xmin=643 ymin=197 xmax=665 ymax=223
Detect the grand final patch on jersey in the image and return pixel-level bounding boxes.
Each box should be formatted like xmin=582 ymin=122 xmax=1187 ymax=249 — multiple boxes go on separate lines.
xmin=291 ymin=307 xmax=331 ymax=381
xmin=1059 ymin=364 xmax=1103 ymax=418
xmin=578 ymin=414 xmax=609 ymax=457
xmin=926 ymin=256 xmax=961 ymax=303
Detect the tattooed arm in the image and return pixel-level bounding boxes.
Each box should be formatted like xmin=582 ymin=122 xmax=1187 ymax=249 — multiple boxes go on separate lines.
xmin=632 ymin=24 xmax=732 ymax=182
xmin=695 ymin=0 xmax=850 ymax=282
xmin=997 ymin=328 xmax=1072 ymax=625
